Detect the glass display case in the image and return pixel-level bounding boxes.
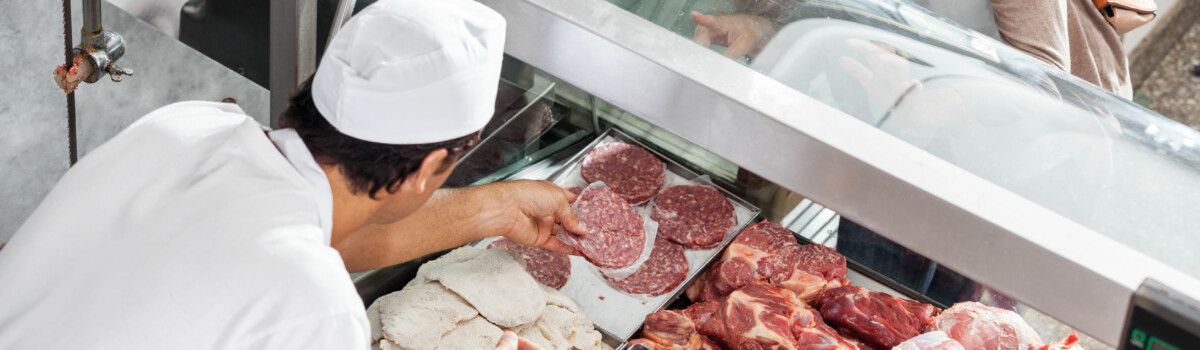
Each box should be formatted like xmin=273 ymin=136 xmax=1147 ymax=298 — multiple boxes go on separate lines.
xmin=356 ymin=0 xmax=1200 ymax=348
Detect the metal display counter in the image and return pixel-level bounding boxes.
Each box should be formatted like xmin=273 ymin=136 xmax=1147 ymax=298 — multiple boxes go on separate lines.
xmin=381 ymin=0 xmax=1200 ymax=347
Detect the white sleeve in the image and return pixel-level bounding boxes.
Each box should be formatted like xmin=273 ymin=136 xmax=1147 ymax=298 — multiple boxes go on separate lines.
xmin=242 ymin=312 xmax=372 ymax=350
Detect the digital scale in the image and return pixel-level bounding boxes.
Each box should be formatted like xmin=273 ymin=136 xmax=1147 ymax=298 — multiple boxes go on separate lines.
xmin=1121 ymin=279 xmax=1200 ymax=350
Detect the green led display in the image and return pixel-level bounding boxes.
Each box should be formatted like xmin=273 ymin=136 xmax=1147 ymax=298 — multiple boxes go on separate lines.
xmin=1133 ymin=329 xmax=1147 ymax=343
xmin=1148 ymin=337 xmax=1180 ymax=350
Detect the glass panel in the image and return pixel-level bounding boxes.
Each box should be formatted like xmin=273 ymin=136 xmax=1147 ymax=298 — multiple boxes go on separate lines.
xmin=461 ymin=56 xmax=1108 ymax=347
xmin=594 ymin=0 xmax=1200 ymax=281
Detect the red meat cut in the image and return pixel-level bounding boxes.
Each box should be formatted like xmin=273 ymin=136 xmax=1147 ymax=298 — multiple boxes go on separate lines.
xmin=487 ymin=238 xmax=571 ymax=289
xmin=580 ymin=142 xmax=665 ymax=204
xmin=816 ymin=286 xmax=940 ymax=350
xmin=556 ymin=186 xmax=645 ymax=268
xmin=651 ymin=185 xmax=737 ymax=249
xmin=698 ymin=283 xmax=859 ymax=350
xmin=928 ymin=302 xmax=1042 ymax=350
xmin=893 ymin=331 xmax=966 ymax=350
xmin=631 ymin=310 xmax=721 ymax=350
xmin=696 ymin=221 xmax=849 ymax=303
xmin=605 ymin=238 xmax=689 ymax=296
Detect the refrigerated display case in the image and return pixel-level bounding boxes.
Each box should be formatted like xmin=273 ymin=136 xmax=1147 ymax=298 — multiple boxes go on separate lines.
xmin=355 ymin=0 xmax=1200 ymax=348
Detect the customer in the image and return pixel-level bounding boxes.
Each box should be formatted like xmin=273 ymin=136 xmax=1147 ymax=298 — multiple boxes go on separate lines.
xmin=691 ymin=0 xmax=1156 ymax=97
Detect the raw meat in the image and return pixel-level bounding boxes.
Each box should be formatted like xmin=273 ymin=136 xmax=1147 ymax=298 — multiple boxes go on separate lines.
xmin=1037 ymin=334 xmax=1082 ymax=350
xmin=651 ymin=185 xmax=737 ymax=249
xmin=580 ymin=142 xmax=665 ymax=204
xmin=605 ymin=238 xmax=689 ymax=296
xmin=516 ymin=305 xmax=604 ymax=350
xmin=633 ymin=310 xmax=719 ymax=350
xmin=699 ymin=283 xmax=860 ymax=350
xmin=893 ymin=331 xmax=966 ymax=350
xmin=566 ymin=186 xmax=584 ymax=195
xmin=438 ymin=316 xmax=505 ymax=350
xmin=371 ymin=247 xmax=605 ymax=350
xmin=683 ymin=301 xmax=721 ymax=327
xmin=816 ymin=286 xmax=939 ymax=350
xmin=425 ymin=249 xmax=547 ymax=328
xmin=697 ymin=221 xmax=849 ymax=303
xmin=375 ymin=283 xmax=479 ymax=350
xmin=557 ymin=186 xmax=646 ymax=268
xmin=488 ymin=238 xmax=572 ymax=289
xmin=928 ymin=302 xmax=1042 ymax=350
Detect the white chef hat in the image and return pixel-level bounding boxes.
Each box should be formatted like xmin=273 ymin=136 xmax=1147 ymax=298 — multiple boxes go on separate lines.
xmin=312 ymin=0 xmax=506 ymax=145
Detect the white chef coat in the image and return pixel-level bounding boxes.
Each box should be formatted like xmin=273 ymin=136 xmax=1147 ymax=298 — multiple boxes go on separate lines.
xmin=0 ymin=101 xmax=370 ymax=349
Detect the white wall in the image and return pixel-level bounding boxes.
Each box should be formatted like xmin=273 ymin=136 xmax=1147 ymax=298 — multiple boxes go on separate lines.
xmin=0 ymin=0 xmax=269 ymax=243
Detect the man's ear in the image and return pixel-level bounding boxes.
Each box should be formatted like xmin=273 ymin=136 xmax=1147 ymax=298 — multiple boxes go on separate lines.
xmin=402 ymin=149 xmax=450 ymax=194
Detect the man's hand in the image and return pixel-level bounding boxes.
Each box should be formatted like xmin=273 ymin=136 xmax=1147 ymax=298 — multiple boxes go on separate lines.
xmin=488 ymin=180 xmax=586 ymax=256
xmin=494 ymin=331 xmax=544 ymax=350
xmin=691 ymin=11 xmax=776 ymax=59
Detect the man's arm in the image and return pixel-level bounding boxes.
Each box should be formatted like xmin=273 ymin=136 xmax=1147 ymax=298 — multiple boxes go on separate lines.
xmin=334 ymin=180 xmax=584 ymax=273
xmin=990 ymin=0 xmax=1071 ymax=71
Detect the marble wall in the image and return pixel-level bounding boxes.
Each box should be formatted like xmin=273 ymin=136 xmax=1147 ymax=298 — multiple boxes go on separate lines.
xmin=0 ymin=0 xmax=269 ymax=242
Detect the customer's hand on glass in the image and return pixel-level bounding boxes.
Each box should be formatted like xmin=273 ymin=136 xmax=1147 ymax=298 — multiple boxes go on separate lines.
xmin=691 ymin=11 xmax=776 ymax=59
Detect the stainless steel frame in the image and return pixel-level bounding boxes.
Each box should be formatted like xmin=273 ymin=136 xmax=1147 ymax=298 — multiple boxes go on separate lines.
xmin=480 ymin=0 xmax=1200 ymax=345
xmin=269 ymin=0 xmax=317 ymax=127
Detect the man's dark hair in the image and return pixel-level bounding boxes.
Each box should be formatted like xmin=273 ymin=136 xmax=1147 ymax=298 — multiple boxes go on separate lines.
xmin=278 ymin=77 xmax=479 ymax=199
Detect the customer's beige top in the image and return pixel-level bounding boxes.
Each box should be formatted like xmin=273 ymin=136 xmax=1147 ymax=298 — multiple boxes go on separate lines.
xmin=991 ymin=0 xmax=1132 ymax=98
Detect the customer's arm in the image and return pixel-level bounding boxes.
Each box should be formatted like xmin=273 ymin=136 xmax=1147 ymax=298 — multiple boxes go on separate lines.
xmin=990 ymin=0 xmax=1071 ymax=70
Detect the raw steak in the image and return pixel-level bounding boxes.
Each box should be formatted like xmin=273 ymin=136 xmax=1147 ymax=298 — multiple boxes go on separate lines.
xmin=697 ymin=221 xmax=849 ymax=303
xmin=816 ymin=286 xmax=939 ymax=350
xmin=488 ymin=238 xmax=571 ymax=289
xmin=631 ymin=310 xmax=721 ymax=350
xmin=698 ymin=283 xmax=860 ymax=350
xmin=605 ymin=238 xmax=689 ymax=296
xmin=556 ymin=186 xmax=645 ymax=268
xmin=651 ymin=185 xmax=737 ymax=249
xmin=580 ymin=142 xmax=665 ymax=204
xmin=894 ymin=331 xmax=966 ymax=350
xmin=928 ymin=302 xmax=1042 ymax=350
xmin=1037 ymin=334 xmax=1082 ymax=350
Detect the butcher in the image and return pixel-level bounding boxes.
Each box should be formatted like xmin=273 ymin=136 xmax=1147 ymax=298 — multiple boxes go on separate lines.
xmin=0 ymin=0 xmax=581 ymax=349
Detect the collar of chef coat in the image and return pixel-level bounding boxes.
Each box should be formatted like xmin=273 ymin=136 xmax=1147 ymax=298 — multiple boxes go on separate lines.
xmin=267 ymin=128 xmax=334 ymax=244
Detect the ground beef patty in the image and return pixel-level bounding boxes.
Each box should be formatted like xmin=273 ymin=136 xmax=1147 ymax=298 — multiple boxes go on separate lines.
xmin=580 ymin=143 xmax=665 ymax=204
xmin=604 ymin=238 xmax=689 ymax=296
xmin=487 ymin=238 xmax=571 ymax=289
xmin=557 ymin=186 xmax=646 ymax=268
xmin=651 ymin=185 xmax=736 ymax=249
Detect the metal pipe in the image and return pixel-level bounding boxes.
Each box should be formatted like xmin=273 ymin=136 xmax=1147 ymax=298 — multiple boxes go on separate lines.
xmin=82 ymin=0 xmax=102 ymax=34
xmin=328 ymin=0 xmax=357 ymax=48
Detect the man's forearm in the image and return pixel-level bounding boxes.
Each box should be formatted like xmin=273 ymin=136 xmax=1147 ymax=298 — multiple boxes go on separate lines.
xmin=335 ymin=184 xmax=512 ymax=272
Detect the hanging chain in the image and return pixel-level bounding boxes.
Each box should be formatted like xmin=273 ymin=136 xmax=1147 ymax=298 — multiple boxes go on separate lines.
xmin=62 ymin=0 xmax=79 ymax=166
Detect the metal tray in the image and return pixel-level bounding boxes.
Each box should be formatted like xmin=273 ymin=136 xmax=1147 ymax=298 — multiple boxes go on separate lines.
xmin=513 ymin=128 xmax=761 ymax=341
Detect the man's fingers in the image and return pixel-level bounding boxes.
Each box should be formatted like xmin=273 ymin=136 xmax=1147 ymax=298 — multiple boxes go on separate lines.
xmin=518 ymin=337 xmax=546 ymax=350
xmin=691 ymin=11 xmax=718 ymax=29
xmin=692 ymin=11 xmax=728 ymax=46
xmin=539 ymin=235 xmax=583 ymax=256
xmin=494 ymin=331 xmax=519 ymax=350
xmin=693 ymin=23 xmax=713 ymax=47
xmin=724 ymin=36 xmax=755 ymax=59
xmin=555 ymin=202 xmax=586 ymax=235
xmin=536 ymin=216 xmax=556 ymax=244
xmin=562 ymin=187 xmax=578 ymax=204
